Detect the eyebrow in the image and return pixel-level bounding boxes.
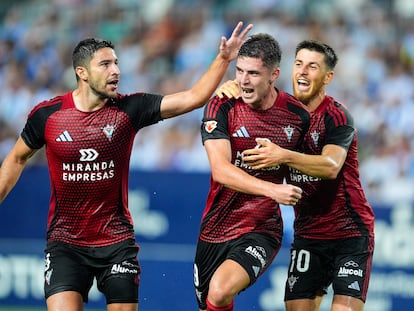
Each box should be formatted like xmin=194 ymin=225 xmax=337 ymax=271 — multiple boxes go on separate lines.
xmin=295 ymin=59 xmax=321 ymax=67
xmin=97 ymin=58 xmax=118 ymax=65
xmin=236 ymin=65 xmax=260 ymax=74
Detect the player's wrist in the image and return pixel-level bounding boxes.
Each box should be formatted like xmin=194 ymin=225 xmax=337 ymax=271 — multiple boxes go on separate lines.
xmin=215 ymin=52 xmax=232 ymax=63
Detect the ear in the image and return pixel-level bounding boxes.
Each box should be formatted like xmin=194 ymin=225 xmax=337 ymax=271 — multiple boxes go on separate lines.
xmin=271 ymin=67 xmax=280 ymax=83
xmin=324 ymin=70 xmax=334 ymax=84
xmin=75 ymin=66 xmax=88 ymax=81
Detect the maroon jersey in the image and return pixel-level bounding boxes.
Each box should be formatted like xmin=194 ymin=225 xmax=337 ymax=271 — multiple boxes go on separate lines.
xmin=200 ymin=89 xmax=310 ymax=243
xmin=286 ymin=96 xmax=375 ymax=239
xmin=21 ymin=91 xmax=163 ymax=247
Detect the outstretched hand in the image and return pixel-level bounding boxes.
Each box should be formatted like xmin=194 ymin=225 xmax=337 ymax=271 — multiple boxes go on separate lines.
xmin=218 ymin=21 xmax=253 ymax=62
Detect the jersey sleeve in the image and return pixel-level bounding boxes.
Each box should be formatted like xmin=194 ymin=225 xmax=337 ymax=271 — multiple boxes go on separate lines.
xmin=118 ymin=92 xmax=163 ymax=131
xmin=324 ymin=103 xmax=355 ymax=150
xmin=21 ymin=102 xmax=62 ymax=149
xmin=201 ymin=96 xmax=233 ymax=143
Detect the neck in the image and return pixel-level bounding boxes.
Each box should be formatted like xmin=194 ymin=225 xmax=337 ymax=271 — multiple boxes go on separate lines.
xmin=305 ymin=89 xmax=326 ymax=112
xmin=255 ymin=86 xmax=277 ymax=110
xmin=72 ymin=88 xmax=107 ymax=112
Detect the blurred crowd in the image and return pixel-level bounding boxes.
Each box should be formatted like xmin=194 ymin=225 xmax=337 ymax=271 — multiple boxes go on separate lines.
xmin=0 ymin=0 xmax=413 ymax=205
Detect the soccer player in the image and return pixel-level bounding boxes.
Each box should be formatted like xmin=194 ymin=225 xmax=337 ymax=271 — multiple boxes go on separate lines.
xmin=219 ymin=40 xmax=375 ymax=311
xmin=0 ymin=21 xmax=252 ymax=311
xmin=194 ymin=33 xmax=310 ymax=311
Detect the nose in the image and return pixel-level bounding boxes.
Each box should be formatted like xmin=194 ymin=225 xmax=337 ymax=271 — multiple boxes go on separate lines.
xmin=298 ymin=66 xmax=307 ymax=75
xmin=114 ymin=64 xmax=121 ymax=75
xmin=239 ymin=72 xmax=249 ymax=85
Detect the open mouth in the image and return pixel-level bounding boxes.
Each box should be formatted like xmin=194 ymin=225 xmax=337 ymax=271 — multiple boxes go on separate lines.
xmin=241 ymin=87 xmax=254 ymax=95
xmin=297 ymin=78 xmax=309 ymax=91
xmin=108 ymin=80 xmax=119 ymax=89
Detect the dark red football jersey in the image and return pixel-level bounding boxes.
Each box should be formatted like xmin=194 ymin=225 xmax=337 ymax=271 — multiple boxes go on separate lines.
xmin=200 ymin=89 xmax=310 ymax=243
xmin=21 ymin=91 xmax=163 ymax=247
xmin=286 ymin=95 xmax=375 ymax=239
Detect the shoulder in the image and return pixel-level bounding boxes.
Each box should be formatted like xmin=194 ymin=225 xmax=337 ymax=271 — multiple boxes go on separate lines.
xmin=276 ymin=90 xmax=310 ymax=126
xmin=112 ymin=92 xmax=163 ymax=111
xmin=111 ymin=92 xmax=163 ymax=111
xmin=114 ymin=92 xmax=162 ymax=103
xmin=28 ymin=94 xmax=67 ymax=118
xmin=323 ymin=96 xmax=354 ymax=127
xmin=281 ymin=90 xmax=300 ymax=104
xmin=325 ymin=96 xmax=354 ymax=125
xmin=204 ymin=95 xmax=236 ymax=119
xmin=278 ymin=89 xmax=309 ymax=111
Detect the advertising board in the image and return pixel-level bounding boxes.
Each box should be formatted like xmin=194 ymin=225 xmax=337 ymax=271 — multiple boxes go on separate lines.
xmin=1 ymin=168 xmax=413 ymax=310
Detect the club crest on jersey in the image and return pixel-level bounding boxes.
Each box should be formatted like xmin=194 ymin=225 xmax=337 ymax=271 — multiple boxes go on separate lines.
xmin=102 ymin=125 xmax=115 ymax=140
xmin=283 ymin=125 xmax=294 ymax=141
xmin=204 ymin=120 xmax=217 ymax=133
xmin=287 ymin=275 xmax=299 ymax=292
xmin=310 ymin=131 xmax=320 ymax=147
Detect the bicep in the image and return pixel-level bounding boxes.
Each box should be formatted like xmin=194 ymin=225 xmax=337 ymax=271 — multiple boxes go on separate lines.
xmin=0 ymin=137 xmax=37 ymax=201
xmin=7 ymin=137 xmax=37 ymax=165
xmin=205 ymin=138 xmax=231 ymax=169
xmin=160 ymin=91 xmax=194 ymax=119
xmin=321 ymin=144 xmax=347 ymax=170
xmin=204 ymin=138 xmax=275 ymax=198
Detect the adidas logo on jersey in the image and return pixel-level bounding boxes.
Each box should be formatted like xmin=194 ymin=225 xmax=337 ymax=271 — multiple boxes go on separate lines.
xmin=56 ymin=130 xmax=73 ymax=142
xmin=348 ymin=281 xmax=360 ymax=291
xmin=252 ymin=265 xmax=261 ymax=277
xmin=232 ymin=126 xmax=250 ymax=137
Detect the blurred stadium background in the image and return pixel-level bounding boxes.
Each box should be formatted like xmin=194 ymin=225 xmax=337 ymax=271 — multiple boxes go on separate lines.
xmin=0 ymin=0 xmax=413 ymax=310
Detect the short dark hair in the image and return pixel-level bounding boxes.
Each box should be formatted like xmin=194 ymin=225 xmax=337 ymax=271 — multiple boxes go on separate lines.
xmin=72 ymin=38 xmax=114 ymax=69
xmin=295 ymin=40 xmax=338 ymax=70
xmin=238 ymin=33 xmax=282 ymax=68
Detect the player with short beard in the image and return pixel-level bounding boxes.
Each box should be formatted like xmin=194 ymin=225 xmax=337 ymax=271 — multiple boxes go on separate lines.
xmin=0 ymin=21 xmax=252 ymax=311
xmin=219 ymin=40 xmax=375 ymax=311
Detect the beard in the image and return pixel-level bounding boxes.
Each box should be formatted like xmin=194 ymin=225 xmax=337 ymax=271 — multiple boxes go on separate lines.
xmin=294 ymin=90 xmax=310 ymax=105
xmin=89 ymin=80 xmax=117 ymax=100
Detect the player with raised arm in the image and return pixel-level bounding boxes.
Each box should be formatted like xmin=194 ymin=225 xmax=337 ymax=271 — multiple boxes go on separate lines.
xmin=0 ymin=21 xmax=252 ymax=311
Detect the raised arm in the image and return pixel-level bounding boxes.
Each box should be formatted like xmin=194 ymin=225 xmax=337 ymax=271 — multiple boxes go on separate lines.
xmin=205 ymin=138 xmax=302 ymax=205
xmin=243 ymin=138 xmax=347 ymax=179
xmin=160 ymin=21 xmax=253 ymax=119
xmin=0 ymin=137 xmax=37 ymax=203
